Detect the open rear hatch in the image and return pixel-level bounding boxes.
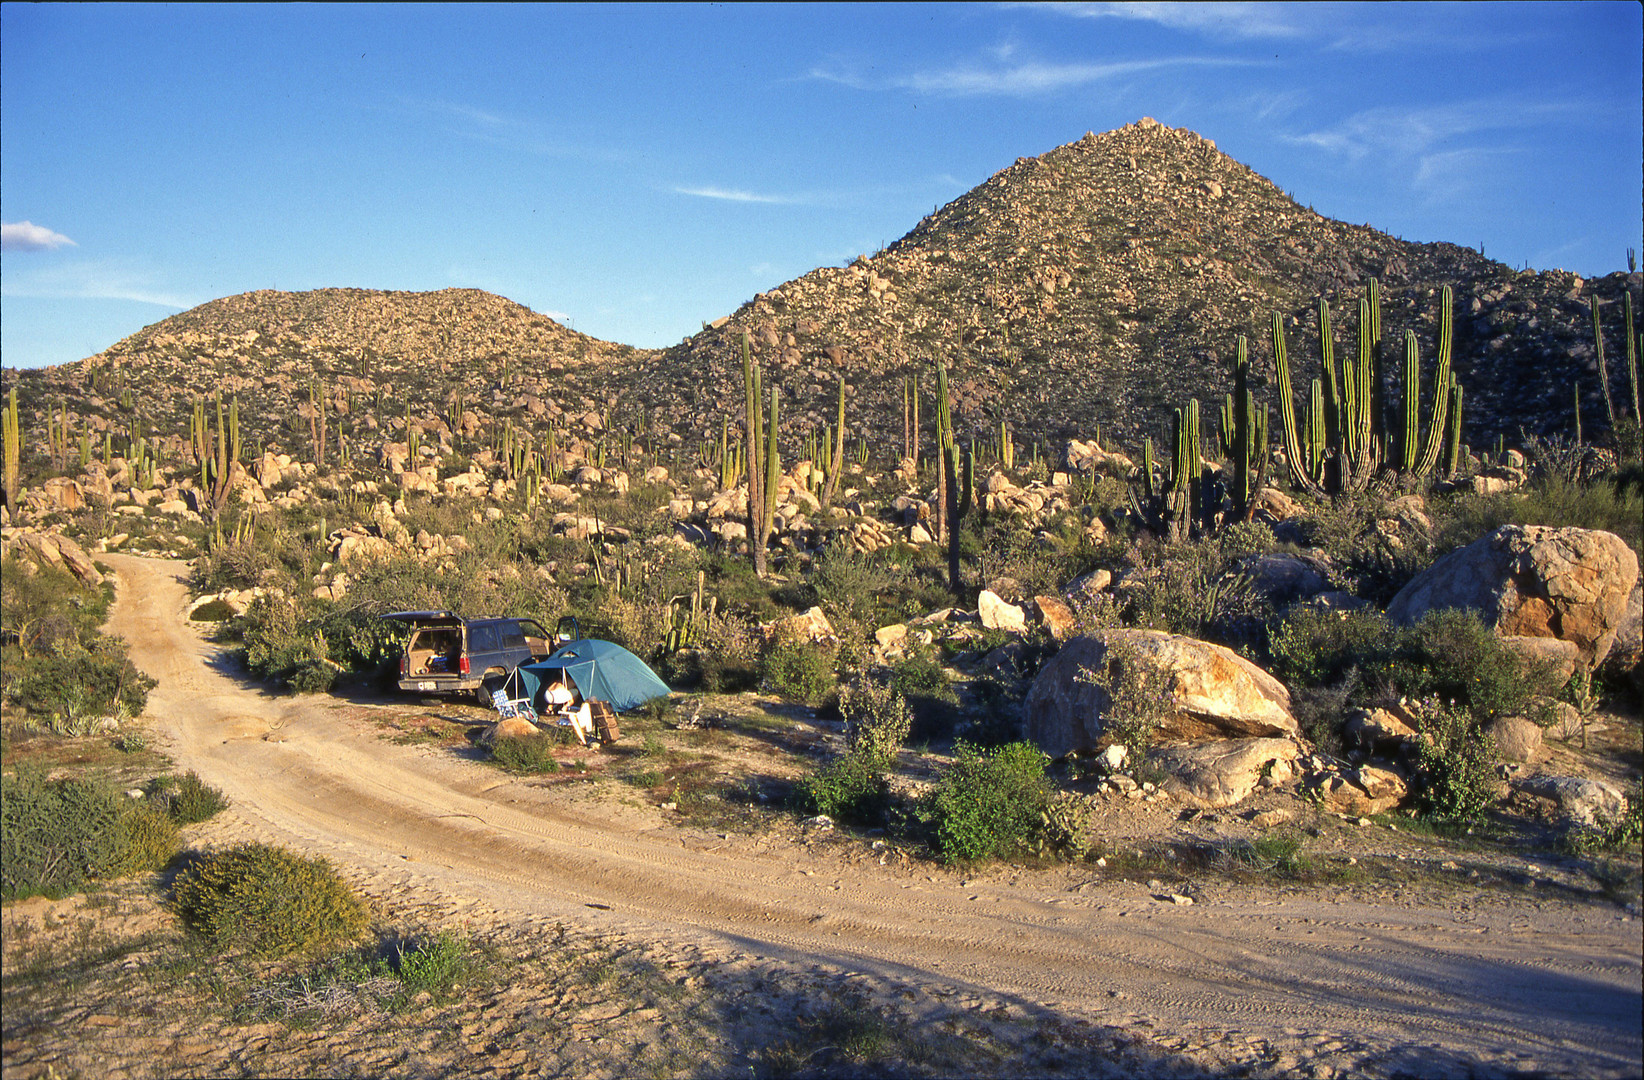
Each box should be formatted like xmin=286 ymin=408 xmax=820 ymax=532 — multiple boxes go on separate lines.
xmin=384 ymin=611 xmax=466 ymax=689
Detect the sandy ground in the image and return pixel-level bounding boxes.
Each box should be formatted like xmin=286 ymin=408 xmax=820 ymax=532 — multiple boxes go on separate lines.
xmin=31 ymin=553 xmax=1639 ymax=1077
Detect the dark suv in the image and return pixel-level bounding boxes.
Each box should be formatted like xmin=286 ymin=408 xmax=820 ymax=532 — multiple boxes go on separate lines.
xmin=383 ymin=611 xmax=555 ymax=701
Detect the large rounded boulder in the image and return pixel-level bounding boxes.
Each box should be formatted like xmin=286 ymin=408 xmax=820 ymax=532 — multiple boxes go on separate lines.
xmin=1024 ymin=629 xmax=1298 ymax=759
xmin=1384 ymin=525 xmax=1639 ymax=667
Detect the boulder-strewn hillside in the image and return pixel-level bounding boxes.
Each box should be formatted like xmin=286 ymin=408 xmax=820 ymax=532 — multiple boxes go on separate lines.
xmin=606 ymin=118 xmax=1639 ymax=454
xmin=8 ymin=120 xmax=1639 ymax=463
xmin=11 ymin=288 xmax=656 ymax=454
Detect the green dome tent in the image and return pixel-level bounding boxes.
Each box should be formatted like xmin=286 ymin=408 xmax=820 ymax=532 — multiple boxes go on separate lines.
xmin=513 ymin=639 xmax=670 ymax=713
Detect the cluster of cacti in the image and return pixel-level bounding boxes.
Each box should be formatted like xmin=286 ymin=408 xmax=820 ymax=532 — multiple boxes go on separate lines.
xmin=1275 ymin=281 xmax=1461 ymax=492
xmin=665 ymin=571 xmax=714 ymax=652
xmin=1216 ymin=336 xmax=1270 ymax=519
xmin=742 ymin=333 xmax=780 ymax=575
xmin=47 ymin=400 xmax=72 ymax=472
xmin=193 ymin=392 xmax=240 ymax=521
xmin=2 ymin=387 xmax=21 ymax=509
xmin=1132 ymin=399 xmax=1204 ymax=543
xmin=125 ymin=414 xmax=157 ymax=491
xmin=1592 ymin=290 xmax=1642 ymax=444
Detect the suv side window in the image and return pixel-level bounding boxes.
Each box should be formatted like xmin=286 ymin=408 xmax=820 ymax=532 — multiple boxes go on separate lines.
xmin=498 ymin=622 xmax=527 ymax=650
xmin=470 ymin=624 xmax=500 ymax=654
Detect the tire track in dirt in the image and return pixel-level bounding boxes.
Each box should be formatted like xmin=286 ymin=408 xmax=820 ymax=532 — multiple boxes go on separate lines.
xmin=103 ymin=553 xmax=1643 ymax=1076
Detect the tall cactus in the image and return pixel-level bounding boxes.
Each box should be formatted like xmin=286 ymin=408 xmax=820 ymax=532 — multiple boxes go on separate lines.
xmin=2 ymin=387 xmax=20 ymax=510
xmin=1443 ymin=382 xmax=1465 ymax=478
xmin=820 ymin=374 xmax=846 ymax=509
xmin=1625 ymin=291 xmax=1640 ymax=423
xmin=742 ymin=333 xmax=773 ymax=575
xmin=1407 ymin=286 xmax=1454 ymax=480
xmin=1218 ymin=335 xmax=1268 ymax=518
xmin=1592 ymin=295 xmax=1617 ymax=431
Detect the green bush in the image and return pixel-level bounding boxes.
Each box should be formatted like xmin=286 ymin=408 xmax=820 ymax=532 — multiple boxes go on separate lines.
xmin=173 ymin=842 xmax=370 ymax=957
xmin=762 ymin=638 xmax=838 ymax=706
xmin=926 ymin=742 xmax=1052 ymax=864
xmin=1406 ymin=698 xmax=1499 ymax=823
xmin=1 ymin=765 xmax=125 ymax=899
xmin=840 ymin=680 xmax=911 ymax=767
xmin=792 ymin=753 xmax=890 ymax=827
xmin=1394 ymin=609 xmax=1562 ymax=723
xmin=393 ymin=932 xmax=469 ymax=993
xmin=5 ymin=646 xmax=155 ymax=727
xmin=1269 ymin=608 xmax=1558 ymax=724
xmin=163 ymin=771 xmax=230 ymax=824
xmin=107 ymin=803 xmax=182 ymax=877
xmin=489 ymin=734 xmax=561 ymax=773
xmin=889 ymin=645 xmax=961 ymax=737
xmin=1269 ymin=608 xmax=1393 ymax=688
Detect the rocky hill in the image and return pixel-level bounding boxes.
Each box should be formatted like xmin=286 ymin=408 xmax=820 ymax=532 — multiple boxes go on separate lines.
xmin=601 ymin=118 xmax=1639 ymax=456
xmin=10 ymin=288 xmax=655 ymax=455
xmin=7 ymin=120 xmax=1639 ymax=466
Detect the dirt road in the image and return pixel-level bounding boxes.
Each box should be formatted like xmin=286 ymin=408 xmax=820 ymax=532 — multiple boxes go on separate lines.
xmin=103 ymin=554 xmax=1642 ymax=1077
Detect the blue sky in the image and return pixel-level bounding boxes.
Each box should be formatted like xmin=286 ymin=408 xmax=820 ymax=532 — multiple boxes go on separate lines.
xmin=3 ymin=2 xmax=1639 ymax=370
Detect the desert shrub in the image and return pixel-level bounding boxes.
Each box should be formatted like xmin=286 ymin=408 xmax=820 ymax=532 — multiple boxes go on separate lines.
xmin=1 ymin=766 xmax=125 ymax=899
xmin=1432 ymin=472 xmax=1643 ymax=557
xmin=1271 ymin=607 xmax=1556 ymax=723
xmin=1287 ymin=682 xmax=1356 ymax=759
xmin=589 ymin=593 xmax=672 ymax=659
xmin=1218 ymin=519 xmax=1277 ymax=561
xmin=489 ymin=734 xmax=561 ymax=773
xmin=888 ymin=644 xmax=961 ymax=738
xmin=190 ymin=538 xmax=277 ymax=593
xmin=762 ymin=638 xmax=838 ymax=706
xmin=1268 ymin=608 xmax=1394 ymax=688
xmin=840 ymin=679 xmax=911 ymax=767
xmin=163 ymin=771 xmax=230 ymax=824
xmin=107 ymin=803 xmax=182 ymax=877
xmin=926 ymin=741 xmax=1052 ymax=864
xmin=393 ymin=932 xmax=469 ymax=993
xmin=1076 ymin=635 xmax=1176 ymax=766
xmin=5 ymin=644 xmax=155 ymax=727
xmin=791 ymin=753 xmax=890 ymax=827
xmin=694 ymin=610 xmax=762 ymax=692
xmin=1393 ymin=609 xmax=1562 ymax=723
xmin=1124 ymin=538 xmax=1267 ymax=642
xmin=1406 ymin=698 xmax=1499 ymax=823
xmin=173 ymin=842 xmax=369 ymax=958
xmin=810 ymin=546 xmax=902 ymax=622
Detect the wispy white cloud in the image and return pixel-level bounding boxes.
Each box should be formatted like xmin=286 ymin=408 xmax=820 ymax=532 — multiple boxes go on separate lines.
xmin=0 ymin=260 xmax=193 ymax=308
xmin=1035 ymin=2 xmax=1308 ymax=41
xmin=812 ymin=54 xmax=1250 ymax=97
xmin=673 ymin=185 xmax=798 ymax=205
xmin=1285 ymin=99 xmax=1586 ymax=161
xmin=2 ymin=221 xmax=78 ymax=252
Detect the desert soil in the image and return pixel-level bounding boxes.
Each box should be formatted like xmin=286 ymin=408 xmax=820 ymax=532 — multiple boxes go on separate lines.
xmin=5 ymin=553 xmax=1641 ymax=1079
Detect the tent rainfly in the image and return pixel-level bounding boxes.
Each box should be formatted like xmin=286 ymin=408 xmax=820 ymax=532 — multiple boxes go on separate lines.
xmin=513 ymin=639 xmax=670 ymax=714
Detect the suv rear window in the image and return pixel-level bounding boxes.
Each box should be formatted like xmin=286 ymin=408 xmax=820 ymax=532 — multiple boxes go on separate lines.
xmin=470 ymin=624 xmax=500 ymax=653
